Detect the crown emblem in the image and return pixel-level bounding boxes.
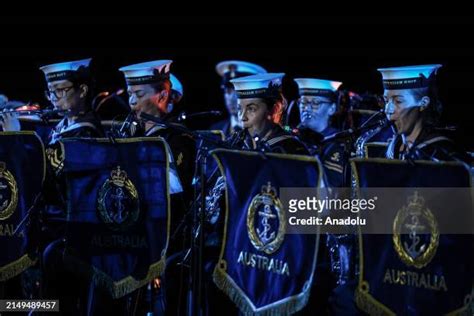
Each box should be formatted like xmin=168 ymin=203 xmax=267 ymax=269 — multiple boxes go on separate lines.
xmin=393 ymin=190 xmax=439 ymax=269
xmin=110 ymin=166 xmax=127 ymax=187
xmin=406 ymin=191 xmax=425 ymax=216
xmin=261 ymin=182 xmax=277 ymax=204
xmin=247 ymin=181 xmax=285 ymax=255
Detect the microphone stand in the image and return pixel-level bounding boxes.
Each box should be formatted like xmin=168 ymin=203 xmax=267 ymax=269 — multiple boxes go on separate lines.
xmin=139 ymin=113 xmax=238 ymax=316
xmin=176 ymin=111 xmax=222 ymax=123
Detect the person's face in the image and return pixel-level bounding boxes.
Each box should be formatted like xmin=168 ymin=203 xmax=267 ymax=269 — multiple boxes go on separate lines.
xmin=384 ymin=89 xmax=427 ymax=134
xmin=298 ymin=96 xmax=335 ymax=129
xmin=127 ymin=84 xmax=169 ymax=117
xmin=224 ymin=87 xmax=239 ymax=116
xmin=46 ymin=79 xmax=86 ymax=113
xmin=238 ymin=98 xmax=270 ymax=135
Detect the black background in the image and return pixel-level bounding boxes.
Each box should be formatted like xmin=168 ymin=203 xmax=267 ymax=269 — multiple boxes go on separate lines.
xmin=1 ymin=16 xmax=473 ymax=148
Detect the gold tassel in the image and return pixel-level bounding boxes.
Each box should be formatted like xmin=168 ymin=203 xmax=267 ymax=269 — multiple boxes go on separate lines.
xmin=213 ymin=267 xmax=310 ymax=316
xmin=355 ymin=286 xmax=395 ymax=316
xmin=356 ymin=283 xmax=472 ymax=316
xmin=0 ymin=254 xmax=37 ymax=281
xmin=63 ymin=251 xmax=165 ymax=299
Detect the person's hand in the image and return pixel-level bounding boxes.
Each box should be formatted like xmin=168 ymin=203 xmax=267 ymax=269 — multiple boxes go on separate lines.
xmin=0 ymin=111 xmax=21 ymax=131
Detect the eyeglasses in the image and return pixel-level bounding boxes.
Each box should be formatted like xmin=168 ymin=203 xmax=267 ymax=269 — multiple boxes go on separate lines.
xmin=45 ymin=86 xmax=75 ymax=100
xmin=298 ymin=99 xmax=333 ymax=109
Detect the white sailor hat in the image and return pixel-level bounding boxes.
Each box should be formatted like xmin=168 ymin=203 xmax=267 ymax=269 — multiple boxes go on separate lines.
xmin=40 ymin=58 xmax=92 ymax=83
xmin=377 ymin=64 xmax=442 ymax=90
xmin=230 ymin=73 xmax=284 ymax=99
xmin=170 ymin=74 xmax=183 ymax=96
xmin=294 ymin=78 xmax=342 ymax=99
xmin=216 ymin=60 xmax=267 ymax=87
xmin=119 ymin=60 xmax=172 ymax=86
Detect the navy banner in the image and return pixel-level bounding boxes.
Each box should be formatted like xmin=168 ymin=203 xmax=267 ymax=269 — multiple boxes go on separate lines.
xmin=211 ymin=149 xmax=323 ymax=315
xmin=351 ymin=158 xmax=473 ymax=316
xmin=60 ymin=137 xmax=170 ymax=298
xmin=0 ymin=132 xmax=44 ymax=281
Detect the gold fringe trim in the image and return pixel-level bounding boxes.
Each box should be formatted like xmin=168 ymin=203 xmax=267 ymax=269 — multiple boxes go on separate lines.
xmin=445 ymin=291 xmax=473 ymax=316
xmin=445 ymin=308 xmax=472 ymax=316
xmin=213 ymin=266 xmax=311 ymax=316
xmin=0 ymin=253 xmax=37 ymax=281
xmin=355 ymin=285 xmax=395 ymax=316
xmin=63 ymin=250 xmax=165 ymax=299
xmin=356 ymin=283 xmax=472 ymax=316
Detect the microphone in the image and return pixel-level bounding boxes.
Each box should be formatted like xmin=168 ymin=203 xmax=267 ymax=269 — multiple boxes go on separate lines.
xmin=359 ymin=108 xmax=386 ymax=128
xmin=94 ymin=89 xmax=127 ymax=112
xmin=177 ymin=110 xmax=222 ymax=122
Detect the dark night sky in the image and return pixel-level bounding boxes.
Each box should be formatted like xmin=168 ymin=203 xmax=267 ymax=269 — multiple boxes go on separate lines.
xmin=1 ymin=17 xmax=473 ymax=148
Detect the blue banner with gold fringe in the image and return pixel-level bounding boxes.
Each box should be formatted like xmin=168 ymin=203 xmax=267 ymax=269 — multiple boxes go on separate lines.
xmin=211 ymin=149 xmax=323 ymax=315
xmin=60 ymin=137 xmax=170 ymax=299
xmin=351 ymin=158 xmax=473 ymax=316
xmin=0 ymin=132 xmax=44 ymax=281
